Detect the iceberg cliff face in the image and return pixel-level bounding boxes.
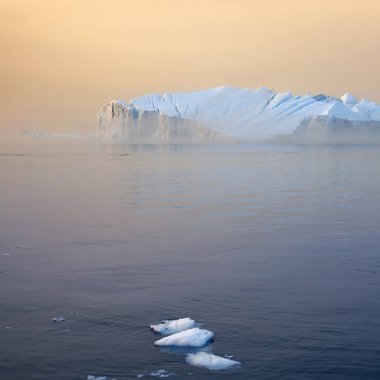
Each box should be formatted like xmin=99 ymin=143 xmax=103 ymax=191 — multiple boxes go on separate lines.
xmin=97 ymin=86 xmax=380 ymax=143
xmin=97 ymin=99 xmax=227 ymax=143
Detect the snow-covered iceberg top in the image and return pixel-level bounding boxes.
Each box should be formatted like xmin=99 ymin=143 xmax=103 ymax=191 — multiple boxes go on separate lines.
xmin=150 ymin=317 xmax=196 ymax=335
xmin=98 ymin=86 xmax=380 ymax=143
xmin=154 ymin=328 xmax=214 ymax=348
xmin=186 ymin=352 xmax=241 ymax=370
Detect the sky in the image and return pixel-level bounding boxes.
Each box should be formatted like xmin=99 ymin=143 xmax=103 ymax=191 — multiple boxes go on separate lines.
xmin=1 ymin=0 xmax=380 ymax=137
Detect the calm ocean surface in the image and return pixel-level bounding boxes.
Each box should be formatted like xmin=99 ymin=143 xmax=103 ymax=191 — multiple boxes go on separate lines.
xmin=1 ymin=142 xmax=380 ymax=379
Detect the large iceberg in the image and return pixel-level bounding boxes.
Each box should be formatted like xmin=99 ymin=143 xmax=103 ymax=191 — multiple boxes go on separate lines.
xmin=97 ymin=86 xmax=380 ymax=143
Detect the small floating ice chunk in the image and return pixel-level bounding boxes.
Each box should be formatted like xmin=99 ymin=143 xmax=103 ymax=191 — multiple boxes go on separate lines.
xmin=53 ymin=316 xmax=66 ymax=323
xmin=154 ymin=328 xmax=214 ymax=348
xmin=150 ymin=317 xmax=195 ymax=335
xmin=149 ymin=369 xmax=175 ymax=377
xmin=1 ymin=253 xmax=11 ymax=256
xmin=87 ymin=376 xmax=107 ymax=380
xmin=186 ymin=352 xmax=241 ymax=370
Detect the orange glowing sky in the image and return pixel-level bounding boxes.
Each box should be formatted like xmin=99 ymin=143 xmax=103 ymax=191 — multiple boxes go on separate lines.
xmin=1 ymin=0 xmax=380 ymax=137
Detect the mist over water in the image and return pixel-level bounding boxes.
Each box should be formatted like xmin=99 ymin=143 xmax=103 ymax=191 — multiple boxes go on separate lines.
xmin=1 ymin=142 xmax=380 ymax=379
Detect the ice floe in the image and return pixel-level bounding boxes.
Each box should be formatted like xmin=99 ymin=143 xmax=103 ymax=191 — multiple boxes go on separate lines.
xmin=154 ymin=328 xmax=214 ymax=348
xmin=150 ymin=317 xmax=241 ymax=370
xmin=150 ymin=317 xmax=196 ymax=335
xmin=186 ymin=352 xmax=241 ymax=370
xmin=53 ymin=316 xmax=66 ymax=323
xmin=149 ymin=369 xmax=175 ymax=377
xmin=87 ymin=376 xmax=107 ymax=380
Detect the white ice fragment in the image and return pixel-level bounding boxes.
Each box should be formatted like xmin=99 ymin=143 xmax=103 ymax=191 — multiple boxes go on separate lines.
xmin=150 ymin=317 xmax=195 ymax=335
xmin=53 ymin=316 xmax=66 ymax=323
xmin=87 ymin=376 xmax=107 ymax=380
xmin=154 ymin=328 xmax=214 ymax=348
xmin=149 ymin=369 xmax=175 ymax=377
xmin=186 ymin=352 xmax=241 ymax=370
xmin=1 ymin=253 xmax=11 ymax=256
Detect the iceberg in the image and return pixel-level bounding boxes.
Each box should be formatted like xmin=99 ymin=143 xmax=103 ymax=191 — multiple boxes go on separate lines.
xmin=97 ymin=86 xmax=380 ymax=143
xmin=22 ymin=131 xmax=95 ymax=141
xmin=150 ymin=317 xmax=196 ymax=335
xmin=185 ymin=352 xmax=241 ymax=370
xmin=154 ymin=328 xmax=214 ymax=348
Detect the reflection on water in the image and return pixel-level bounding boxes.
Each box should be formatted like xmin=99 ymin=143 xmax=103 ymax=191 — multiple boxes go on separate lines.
xmin=1 ymin=142 xmax=380 ymax=379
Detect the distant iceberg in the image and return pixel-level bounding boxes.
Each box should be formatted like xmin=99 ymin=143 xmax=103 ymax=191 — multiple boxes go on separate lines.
xmin=150 ymin=317 xmax=196 ymax=335
xmin=97 ymin=86 xmax=380 ymax=143
xmin=22 ymin=131 xmax=95 ymax=141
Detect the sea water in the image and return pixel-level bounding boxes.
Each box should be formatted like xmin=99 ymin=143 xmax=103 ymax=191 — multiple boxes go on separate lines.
xmin=1 ymin=142 xmax=380 ymax=379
